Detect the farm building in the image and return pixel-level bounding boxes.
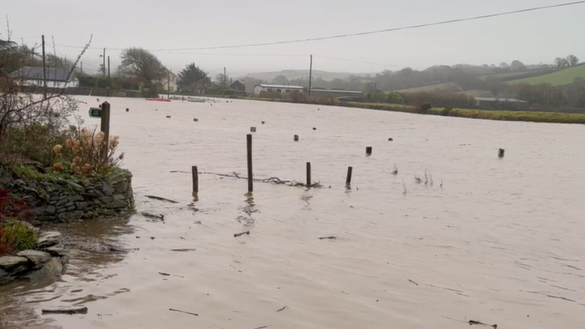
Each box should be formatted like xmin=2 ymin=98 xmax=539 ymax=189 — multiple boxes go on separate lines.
xmin=475 ymin=97 xmax=529 ymax=110
xmin=11 ymin=66 xmax=79 ymax=88
xmin=254 ymin=84 xmax=304 ymax=96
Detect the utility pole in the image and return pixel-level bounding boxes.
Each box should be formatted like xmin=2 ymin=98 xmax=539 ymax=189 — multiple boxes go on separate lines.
xmin=80 ymin=62 xmax=83 ymax=75
xmin=167 ymin=69 xmax=171 ymax=99
xmin=308 ymin=55 xmax=313 ymax=96
xmin=107 ymin=56 xmax=111 ymax=96
xmin=102 ymin=48 xmax=106 ymax=76
xmin=223 ymin=67 xmax=227 ymax=87
xmin=41 ymin=35 xmax=47 ymax=99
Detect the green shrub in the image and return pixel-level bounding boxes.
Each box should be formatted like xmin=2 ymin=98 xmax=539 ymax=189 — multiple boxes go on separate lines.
xmin=2 ymin=220 xmax=37 ymax=252
xmin=387 ymin=92 xmax=404 ymax=104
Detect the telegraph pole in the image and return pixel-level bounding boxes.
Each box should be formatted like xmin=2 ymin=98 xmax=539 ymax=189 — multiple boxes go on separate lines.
xmin=167 ymin=69 xmax=171 ymax=99
xmin=80 ymin=62 xmax=83 ymax=75
xmin=102 ymin=48 xmax=106 ymax=76
xmin=41 ymin=35 xmax=47 ymax=99
xmin=308 ymin=55 xmax=313 ymax=96
xmin=107 ymin=56 xmax=111 ymax=96
xmin=223 ymin=67 xmax=227 ymax=87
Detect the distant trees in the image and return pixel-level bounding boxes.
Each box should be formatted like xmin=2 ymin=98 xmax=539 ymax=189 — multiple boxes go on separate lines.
xmin=387 ymin=92 xmax=404 ymax=104
xmin=178 ymin=63 xmax=208 ymax=92
xmin=510 ymin=60 xmax=526 ymax=71
xmin=554 ymin=55 xmax=579 ymax=71
xmin=566 ymin=54 xmax=579 ymax=67
xmin=555 ymin=57 xmax=569 ymax=71
xmin=272 ymin=75 xmax=289 ymax=85
xmin=118 ymin=48 xmax=165 ymax=83
xmin=215 ymin=73 xmax=229 ymax=88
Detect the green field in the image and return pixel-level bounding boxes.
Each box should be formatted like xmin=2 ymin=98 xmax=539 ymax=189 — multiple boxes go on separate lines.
xmin=506 ymin=65 xmax=585 ymax=86
xmin=396 ymin=82 xmax=457 ymax=93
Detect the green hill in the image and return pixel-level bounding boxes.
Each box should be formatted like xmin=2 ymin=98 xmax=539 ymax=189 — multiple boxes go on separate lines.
xmin=506 ymin=65 xmax=585 ymax=86
xmin=243 ymin=70 xmax=371 ymax=82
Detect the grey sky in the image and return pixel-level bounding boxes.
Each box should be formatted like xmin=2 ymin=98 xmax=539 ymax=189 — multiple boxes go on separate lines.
xmin=2 ymin=0 xmax=584 ymax=76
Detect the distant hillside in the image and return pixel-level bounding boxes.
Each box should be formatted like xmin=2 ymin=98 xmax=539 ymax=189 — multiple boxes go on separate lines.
xmin=241 ymin=70 xmax=370 ymax=82
xmin=506 ymin=65 xmax=585 ymax=86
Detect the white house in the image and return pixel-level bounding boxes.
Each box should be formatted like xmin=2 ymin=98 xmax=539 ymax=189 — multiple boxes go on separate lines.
xmin=254 ymin=84 xmax=304 ymax=96
xmin=13 ymin=66 xmax=79 ymax=88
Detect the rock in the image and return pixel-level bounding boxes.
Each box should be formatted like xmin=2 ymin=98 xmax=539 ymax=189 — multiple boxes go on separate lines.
xmin=0 ymin=268 xmax=7 ymax=280
xmin=108 ymin=171 xmax=130 ymax=185
xmin=113 ymin=194 xmax=125 ymax=201
xmin=113 ymin=180 xmax=129 ymax=194
xmin=68 ymin=195 xmax=84 ymax=202
xmin=105 ymin=200 xmax=127 ymax=209
xmin=75 ymin=201 xmax=88 ymax=210
xmin=99 ymin=196 xmax=114 ymax=204
xmin=36 ymin=231 xmax=62 ymax=248
xmin=81 ymin=192 xmax=101 ymax=200
xmin=29 ymin=205 xmax=57 ymax=217
xmin=67 ymin=182 xmax=85 ymax=193
xmin=102 ymin=182 xmax=115 ymax=195
xmin=16 ymin=250 xmax=51 ymax=265
xmin=56 ymin=198 xmax=69 ymax=207
xmin=0 ymin=256 xmax=29 ymax=269
xmin=57 ymin=210 xmax=83 ymax=222
xmin=43 ymin=246 xmax=67 ymax=257
xmin=25 ymin=257 xmax=63 ymax=282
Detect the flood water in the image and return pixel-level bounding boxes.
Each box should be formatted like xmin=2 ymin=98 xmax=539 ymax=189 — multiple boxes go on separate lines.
xmin=1 ymin=96 xmax=585 ymax=328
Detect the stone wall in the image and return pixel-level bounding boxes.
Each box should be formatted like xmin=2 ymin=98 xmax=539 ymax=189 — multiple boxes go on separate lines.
xmin=0 ymin=168 xmax=134 ymax=223
xmin=0 ymin=231 xmax=67 ymax=284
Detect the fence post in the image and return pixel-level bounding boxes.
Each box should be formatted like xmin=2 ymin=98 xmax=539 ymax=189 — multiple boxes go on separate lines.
xmin=247 ymin=134 xmax=253 ymax=193
xmin=366 ymin=146 xmax=372 ymax=156
xmin=306 ymin=162 xmax=311 ymax=187
xmin=346 ymin=166 xmax=353 ymax=187
xmin=192 ymin=166 xmax=199 ymax=200
xmin=100 ymin=102 xmax=111 ymax=161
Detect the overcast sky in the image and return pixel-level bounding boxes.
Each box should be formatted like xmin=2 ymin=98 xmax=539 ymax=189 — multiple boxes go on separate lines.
xmin=2 ymin=0 xmax=584 ymax=76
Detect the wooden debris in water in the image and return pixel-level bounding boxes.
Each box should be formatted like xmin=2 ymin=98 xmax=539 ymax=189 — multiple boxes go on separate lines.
xmin=42 ymin=307 xmax=88 ymax=315
xmin=319 ymin=236 xmax=336 ymax=240
xmin=145 ymin=195 xmax=179 ymax=203
xmin=408 ymin=279 xmax=419 ymax=286
xmin=171 ymin=248 xmax=196 ymax=252
xmin=391 ymin=164 xmax=398 ymax=176
xmin=469 ymin=320 xmax=497 ymax=328
xmin=277 ymin=305 xmax=287 ymax=312
xmin=234 ymin=231 xmax=250 ymax=238
xmin=498 ymin=148 xmax=505 ymax=158
xmin=169 ymin=308 xmax=198 ymax=317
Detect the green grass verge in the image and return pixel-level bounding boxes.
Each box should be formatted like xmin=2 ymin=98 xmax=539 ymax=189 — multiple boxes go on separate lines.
xmin=426 ymin=108 xmax=585 ymax=124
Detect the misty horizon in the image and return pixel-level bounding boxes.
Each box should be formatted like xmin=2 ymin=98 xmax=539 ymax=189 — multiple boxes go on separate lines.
xmin=2 ymin=0 xmax=585 ymax=77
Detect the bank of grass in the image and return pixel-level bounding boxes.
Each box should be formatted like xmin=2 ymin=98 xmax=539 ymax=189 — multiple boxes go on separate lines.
xmin=340 ymin=102 xmax=585 ymax=124
xmin=427 ymin=108 xmax=585 ymax=124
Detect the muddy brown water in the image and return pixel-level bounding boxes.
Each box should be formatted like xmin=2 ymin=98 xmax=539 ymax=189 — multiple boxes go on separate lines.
xmin=1 ymin=96 xmax=584 ymax=328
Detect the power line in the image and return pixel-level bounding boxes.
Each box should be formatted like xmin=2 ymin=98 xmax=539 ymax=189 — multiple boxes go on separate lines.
xmin=54 ymin=1 xmax=584 ymax=52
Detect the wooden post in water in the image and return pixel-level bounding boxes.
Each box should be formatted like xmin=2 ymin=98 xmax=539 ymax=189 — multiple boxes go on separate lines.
xmin=498 ymin=148 xmax=505 ymax=158
xmin=366 ymin=146 xmax=372 ymax=156
xmin=346 ymin=166 xmax=353 ymax=187
xmin=247 ymin=134 xmax=253 ymax=193
xmin=294 ymin=135 xmax=299 ymax=142
xmin=192 ymin=166 xmax=199 ymax=200
xmin=250 ymin=127 xmax=256 ymax=132
xmin=306 ymin=162 xmax=311 ymax=187
xmin=100 ymin=102 xmax=111 ymax=162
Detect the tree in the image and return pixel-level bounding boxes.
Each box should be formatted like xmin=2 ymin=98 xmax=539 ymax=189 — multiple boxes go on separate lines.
xmin=177 ymin=63 xmax=208 ymax=92
xmin=387 ymin=92 xmax=403 ymax=104
xmin=566 ymin=54 xmax=579 ymax=67
xmin=272 ymin=75 xmax=289 ymax=85
xmin=554 ymin=57 xmax=569 ymax=71
xmin=510 ymin=60 xmax=526 ymax=71
xmin=215 ymin=73 xmax=229 ymax=88
xmin=118 ymin=48 xmax=165 ymax=83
